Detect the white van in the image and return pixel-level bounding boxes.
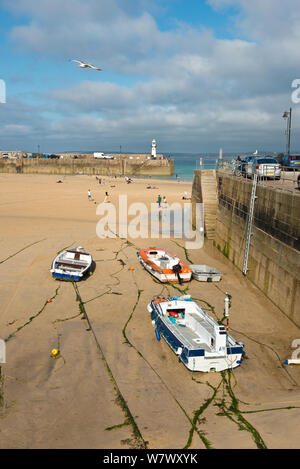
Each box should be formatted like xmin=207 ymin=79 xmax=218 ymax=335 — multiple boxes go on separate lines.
xmin=94 ymin=152 xmax=114 ymax=159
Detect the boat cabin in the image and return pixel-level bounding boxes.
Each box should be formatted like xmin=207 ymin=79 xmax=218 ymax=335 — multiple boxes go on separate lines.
xmin=157 ymin=300 xmax=228 ymax=354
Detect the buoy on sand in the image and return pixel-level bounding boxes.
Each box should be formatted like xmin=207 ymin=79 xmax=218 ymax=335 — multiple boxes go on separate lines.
xmin=128 ymin=266 xmax=134 ymax=271
xmin=51 ymin=348 xmax=59 ymax=358
xmin=47 ymin=298 xmax=52 ymax=303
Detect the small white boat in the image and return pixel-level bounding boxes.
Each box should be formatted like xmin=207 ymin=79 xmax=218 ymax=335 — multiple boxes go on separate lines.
xmin=148 ymin=295 xmax=244 ymax=372
xmin=189 ymin=265 xmax=222 ymax=282
xmin=137 ymin=248 xmax=192 ymax=284
xmin=51 ymin=246 xmax=92 ymax=281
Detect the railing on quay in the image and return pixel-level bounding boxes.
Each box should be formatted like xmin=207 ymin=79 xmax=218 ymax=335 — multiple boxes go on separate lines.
xmin=213 ymin=159 xmax=300 ymax=194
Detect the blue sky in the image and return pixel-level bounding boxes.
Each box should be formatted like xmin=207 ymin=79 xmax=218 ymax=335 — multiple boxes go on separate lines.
xmin=0 ymin=0 xmax=299 ymax=154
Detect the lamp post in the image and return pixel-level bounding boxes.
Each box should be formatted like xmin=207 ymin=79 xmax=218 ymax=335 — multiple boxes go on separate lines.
xmin=282 ymin=108 xmax=292 ymax=155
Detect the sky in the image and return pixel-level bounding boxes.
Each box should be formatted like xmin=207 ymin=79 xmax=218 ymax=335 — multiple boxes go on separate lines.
xmin=0 ymin=0 xmax=299 ymax=154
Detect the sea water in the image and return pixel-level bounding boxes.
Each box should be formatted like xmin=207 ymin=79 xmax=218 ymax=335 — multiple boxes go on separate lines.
xmin=159 ymin=152 xmax=238 ymax=182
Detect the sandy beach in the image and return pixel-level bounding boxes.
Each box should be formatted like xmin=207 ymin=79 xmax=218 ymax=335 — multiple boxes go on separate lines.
xmin=0 ymin=173 xmax=299 ymax=449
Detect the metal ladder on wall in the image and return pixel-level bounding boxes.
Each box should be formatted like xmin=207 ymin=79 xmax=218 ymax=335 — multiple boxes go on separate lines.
xmin=243 ymin=173 xmax=258 ymax=275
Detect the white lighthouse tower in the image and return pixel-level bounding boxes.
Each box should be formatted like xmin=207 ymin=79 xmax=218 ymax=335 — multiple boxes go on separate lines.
xmin=151 ymin=139 xmax=157 ymax=158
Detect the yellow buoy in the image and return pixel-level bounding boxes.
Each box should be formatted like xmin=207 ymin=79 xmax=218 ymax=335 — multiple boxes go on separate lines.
xmin=51 ymin=348 xmax=59 ymax=358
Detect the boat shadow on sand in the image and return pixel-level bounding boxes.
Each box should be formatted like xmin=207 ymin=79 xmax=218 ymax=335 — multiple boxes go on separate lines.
xmin=82 ymin=260 xmax=96 ymax=281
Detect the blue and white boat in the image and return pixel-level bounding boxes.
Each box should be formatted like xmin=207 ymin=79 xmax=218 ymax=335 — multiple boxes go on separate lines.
xmin=148 ymin=295 xmax=244 ymax=372
xmin=50 ymin=246 xmax=92 ymax=281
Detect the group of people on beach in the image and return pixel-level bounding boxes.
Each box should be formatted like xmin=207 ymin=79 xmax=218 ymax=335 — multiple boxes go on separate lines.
xmin=96 ymin=176 xmax=104 ymax=184
xmin=157 ymin=194 xmax=167 ymax=208
xmin=88 ymin=189 xmax=109 ymax=203
xmin=87 ymin=175 xmax=191 ymax=207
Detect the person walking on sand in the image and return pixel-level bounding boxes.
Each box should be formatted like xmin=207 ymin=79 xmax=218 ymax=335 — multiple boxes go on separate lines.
xmin=88 ymin=189 xmax=92 ymax=201
xmin=157 ymin=194 xmax=162 ymax=208
xmin=104 ymin=191 xmax=109 ymax=203
xmin=163 ymin=196 xmax=167 ymax=208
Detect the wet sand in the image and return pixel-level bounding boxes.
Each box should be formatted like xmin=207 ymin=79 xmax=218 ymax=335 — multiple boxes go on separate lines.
xmin=0 ymin=173 xmax=299 ymax=449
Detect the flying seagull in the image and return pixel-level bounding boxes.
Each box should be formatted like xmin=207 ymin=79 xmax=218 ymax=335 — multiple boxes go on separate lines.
xmin=70 ymin=59 xmax=102 ymax=71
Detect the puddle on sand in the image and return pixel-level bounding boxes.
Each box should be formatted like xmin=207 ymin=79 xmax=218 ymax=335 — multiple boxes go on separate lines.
xmin=113 ymin=206 xmax=204 ymax=241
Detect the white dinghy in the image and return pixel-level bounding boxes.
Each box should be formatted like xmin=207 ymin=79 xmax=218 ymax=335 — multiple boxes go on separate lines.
xmin=189 ymin=265 xmax=222 ymax=282
xmin=51 ymin=246 xmax=92 ymax=281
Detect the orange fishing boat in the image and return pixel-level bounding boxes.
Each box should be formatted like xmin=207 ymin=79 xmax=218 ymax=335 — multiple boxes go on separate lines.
xmin=137 ymin=248 xmax=192 ymax=284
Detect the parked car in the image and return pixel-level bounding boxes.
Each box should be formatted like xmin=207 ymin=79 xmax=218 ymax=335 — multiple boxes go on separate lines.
xmin=49 ymin=154 xmax=60 ymax=159
xmin=2 ymin=153 xmax=8 ymax=158
xmin=246 ymin=157 xmax=281 ymax=179
xmin=281 ymin=154 xmax=300 ymax=170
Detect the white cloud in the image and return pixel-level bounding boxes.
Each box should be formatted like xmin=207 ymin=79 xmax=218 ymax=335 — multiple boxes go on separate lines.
xmin=2 ymin=0 xmax=300 ymax=151
xmin=208 ymin=0 xmax=300 ymax=40
xmin=0 ymin=124 xmax=32 ymax=136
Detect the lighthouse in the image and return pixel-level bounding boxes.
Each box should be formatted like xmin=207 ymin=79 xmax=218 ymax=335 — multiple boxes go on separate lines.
xmin=151 ymin=139 xmax=157 ymax=158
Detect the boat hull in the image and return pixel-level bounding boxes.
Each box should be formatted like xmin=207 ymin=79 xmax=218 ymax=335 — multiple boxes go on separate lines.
xmin=189 ymin=265 xmax=222 ymax=282
xmin=51 ymin=272 xmax=82 ymax=281
xmin=192 ymin=272 xmax=222 ymax=282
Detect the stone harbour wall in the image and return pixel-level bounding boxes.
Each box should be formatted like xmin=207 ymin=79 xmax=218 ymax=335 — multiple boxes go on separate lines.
xmin=192 ymin=169 xmax=300 ymax=326
xmin=0 ymin=157 xmax=174 ymax=177
xmin=214 ymin=171 xmax=300 ymax=326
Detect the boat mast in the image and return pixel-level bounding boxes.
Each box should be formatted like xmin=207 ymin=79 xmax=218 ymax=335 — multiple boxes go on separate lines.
xmin=224 ymin=293 xmax=230 ymax=342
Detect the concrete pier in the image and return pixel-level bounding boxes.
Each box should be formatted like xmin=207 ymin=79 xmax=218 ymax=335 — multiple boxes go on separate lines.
xmin=0 ymin=155 xmax=174 ymax=177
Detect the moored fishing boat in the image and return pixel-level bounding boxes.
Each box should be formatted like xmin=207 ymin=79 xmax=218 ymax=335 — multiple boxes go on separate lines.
xmin=148 ymin=295 xmax=244 ymax=372
xmin=137 ymin=248 xmax=192 ymax=284
xmin=50 ymin=246 xmax=92 ymax=281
